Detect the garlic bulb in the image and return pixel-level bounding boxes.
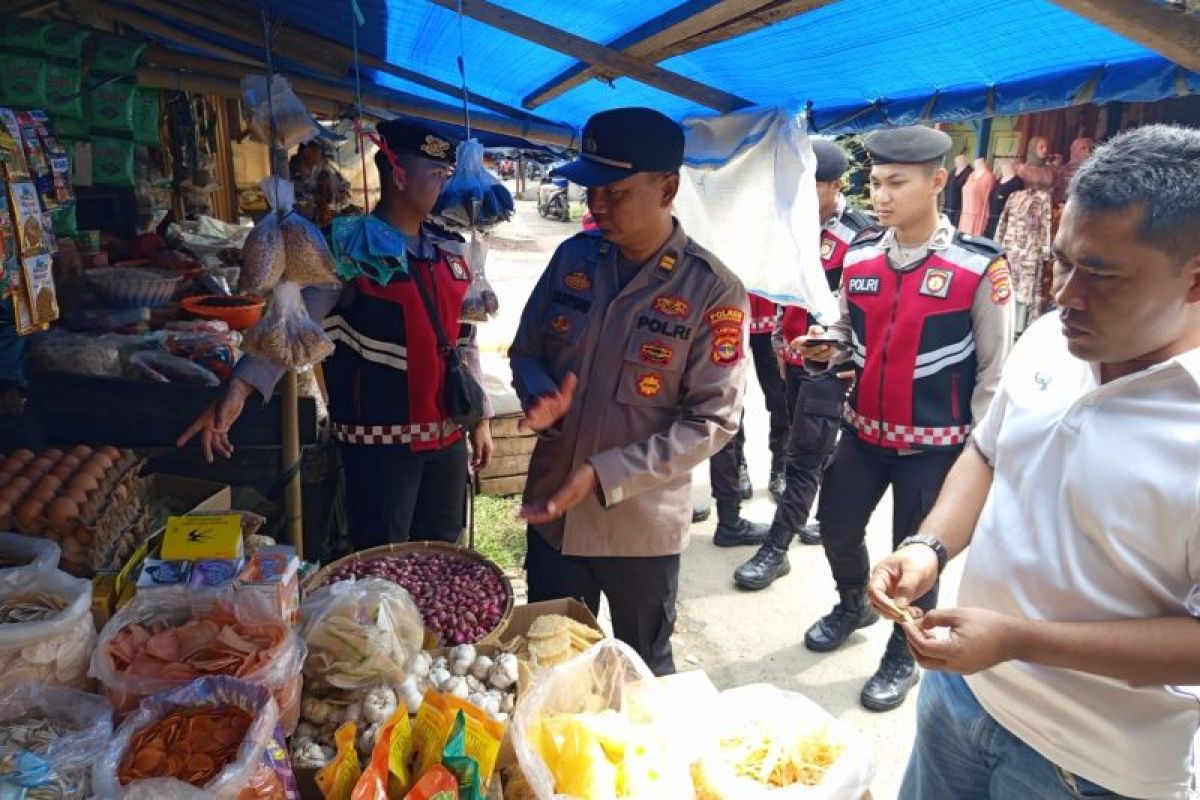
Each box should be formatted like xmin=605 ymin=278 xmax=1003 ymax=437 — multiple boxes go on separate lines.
xmin=407 ymin=651 xmax=433 ymax=678
xmin=470 ymin=655 xmax=494 ymax=681
xmin=362 ymin=686 xmax=398 ymax=724
xmin=489 ymin=653 xmax=519 ymax=689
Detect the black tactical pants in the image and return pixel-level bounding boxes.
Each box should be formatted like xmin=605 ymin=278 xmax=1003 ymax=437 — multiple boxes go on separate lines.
xmin=771 ymin=367 xmax=848 ymax=533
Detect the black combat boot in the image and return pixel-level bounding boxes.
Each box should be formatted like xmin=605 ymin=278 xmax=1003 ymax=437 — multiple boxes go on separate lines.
xmin=861 ymin=628 xmax=920 ymax=712
xmin=767 ymin=460 xmax=786 ymax=504
xmin=804 ymin=589 xmax=880 ymax=652
xmin=798 ymin=520 xmax=822 ymax=545
xmin=733 ymin=525 xmax=793 ymax=589
xmin=692 ymin=502 xmax=712 ymax=524
xmin=737 ymin=460 xmax=753 ymax=500
xmin=713 ymin=502 xmax=769 ymax=547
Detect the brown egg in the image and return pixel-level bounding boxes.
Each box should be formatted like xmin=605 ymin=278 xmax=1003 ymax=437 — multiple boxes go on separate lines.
xmin=0 ymin=457 xmax=21 ymax=473
xmin=10 ymin=449 xmax=34 ymax=465
xmin=8 ymin=476 xmax=31 ymax=492
xmin=50 ymin=462 xmax=76 ymax=480
xmin=45 ymin=496 xmax=79 ymax=526
xmin=70 ymin=445 xmax=92 ymax=459
xmin=36 ymin=474 xmax=62 ymax=493
xmin=0 ymin=486 xmax=23 ymax=505
xmin=42 ymin=448 xmax=63 ymax=461
xmin=63 ymin=487 xmax=89 ymax=506
xmin=98 ymin=445 xmax=120 ymax=461
xmin=29 ymin=486 xmax=56 ymax=504
xmin=15 ymin=498 xmax=42 ymax=528
xmin=0 ymin=471 xmax=13 ymax=486
xmin=28 ymin=457 xmax=53 ymax=474
xmin=58 ymin=454 xmax=80 ymax=471
xmin=0 ymin=499 xmax=11 ymax=518
xmin=67 ymin=472 xmax=99 ymax=493
xmin=84 ymin=454 xmax=112 ymax=473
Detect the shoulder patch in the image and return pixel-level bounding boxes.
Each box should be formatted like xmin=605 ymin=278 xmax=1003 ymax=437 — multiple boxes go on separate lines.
xmin=850 ymin=226 xmax=886 ymax=248
xmin=424 ymin=221 xmax=466 ymax=244
xmin=706 ymin=306 xmax=745 ymax=368
xmin=985 ymin=257 xmax=1012 ymax=305
xmin=843 ymin=207 xmax=877 ymax=235
xmin=954 ymin=231 xmax=1005 ymax=259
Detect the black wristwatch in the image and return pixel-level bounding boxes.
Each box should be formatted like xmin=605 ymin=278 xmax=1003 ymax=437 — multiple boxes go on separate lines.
xmin=898 ymin=533 xmax=948 ymax=574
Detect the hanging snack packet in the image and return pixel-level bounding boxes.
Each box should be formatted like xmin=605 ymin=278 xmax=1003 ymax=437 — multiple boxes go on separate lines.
xmin=241 ymin=281 xmax=334 ymax=368
xmin=411 ymin=692 xmax=504 ymax=787
xmin=316 ymin=722 xmax=363 ymax=800
xmin=442 ymin=711 xmax=483 ymax=800
xmin=240 ymin=178 xmax=290 ymax=294
xmin=403 ymin=765 xmax=457 ymax=800
xmin=350 ymin=708 xmax=413 ymax=800
xmin=459 ymin=235 xmax=498 ymax=324
xmin=433 ymin=139 xmax=514 ymax=232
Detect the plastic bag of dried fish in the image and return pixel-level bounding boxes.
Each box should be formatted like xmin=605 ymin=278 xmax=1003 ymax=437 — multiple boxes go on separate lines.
xmin=459 ymin=234 xmax=498 ymax=324
xmin=92 ymin=676 xmax=283 ymax=800
xmin=433 ymin=138 xmax=514 ymax=231
xmin=0 ymin=568 xmax=95 ymax=693
xmin=241 ymin=281 xmax=334 ymax=369
xmin=0 ymin=683 xmax=113 ymax=800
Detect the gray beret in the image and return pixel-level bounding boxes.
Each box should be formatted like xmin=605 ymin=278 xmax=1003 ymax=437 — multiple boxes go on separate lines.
xmin=864 ymin=126 xmax=952 ymax=165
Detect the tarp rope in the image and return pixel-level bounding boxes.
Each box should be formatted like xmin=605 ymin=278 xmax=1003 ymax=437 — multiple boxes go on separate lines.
xmin=348 ymin=0 xmax=373 ymax=213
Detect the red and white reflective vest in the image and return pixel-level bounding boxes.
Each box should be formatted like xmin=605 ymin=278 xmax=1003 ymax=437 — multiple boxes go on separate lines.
xmin=780 ymin=205 xmax=875 ymax=366
xmin=842 ymin=230 xmax=1001 ymax=451
xmin=749 ymin=294 xmax=777 ymax=335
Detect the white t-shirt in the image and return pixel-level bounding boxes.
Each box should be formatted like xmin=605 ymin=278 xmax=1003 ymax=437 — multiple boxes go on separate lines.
xmin=960 ymin=314 xmax=1200 ymax=799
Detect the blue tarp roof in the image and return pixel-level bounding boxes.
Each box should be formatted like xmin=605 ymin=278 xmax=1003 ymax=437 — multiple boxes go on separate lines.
xmin=175 ymin=0 xmax=1199 ymax=137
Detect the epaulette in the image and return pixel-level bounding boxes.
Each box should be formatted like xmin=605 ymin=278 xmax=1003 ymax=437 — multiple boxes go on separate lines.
xmin=423 ymin=220 xmax=466 ymax=244
xmin=952 ymin=231 xmax=1005 ymax=259
xmin=849 ymin=226 xmax=886 ymax=248
xmin=842 ymin=205 xmax=877 ymax=234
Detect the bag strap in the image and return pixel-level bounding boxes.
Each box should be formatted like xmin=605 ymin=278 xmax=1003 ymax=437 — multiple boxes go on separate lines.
xmin=410 ymin=260 xmax=455 ymax=357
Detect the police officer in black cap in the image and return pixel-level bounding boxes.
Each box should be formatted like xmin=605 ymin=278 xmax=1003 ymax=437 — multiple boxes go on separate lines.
xmin=180 ymin=118 xmax=495 ymax=552
xmin=796 ymin=125 xmax=1013 ymax=711
xmin=733 ymin=139 xmax=876 ymax=588
xmin=510 ymin=107 xmax=749 ymax=673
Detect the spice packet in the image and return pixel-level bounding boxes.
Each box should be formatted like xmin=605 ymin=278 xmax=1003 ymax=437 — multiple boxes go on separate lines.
xmin=316 ymin=722 xmax=362 ymax=800
xmin=21 ymin=252 xmax=59 ymax=327
xmin=8 ymin=180 xmax=47 ymax=257
xmin=0 ymin=109 xmax=29 ymax=179
xmin=411 ymin=691 xmax=504 ymax=786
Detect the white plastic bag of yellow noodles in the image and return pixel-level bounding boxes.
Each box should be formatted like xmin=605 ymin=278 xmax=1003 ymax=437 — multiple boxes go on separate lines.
xmin=692 ymin=683 xmax=875 ymax=800
xmin=299 ymin=578 xmax=425 ymax=691
xmin=511 ymin=639 xmax=694 ymax=799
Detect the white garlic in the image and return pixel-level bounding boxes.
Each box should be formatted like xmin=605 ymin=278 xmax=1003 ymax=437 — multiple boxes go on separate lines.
xmin=407 ymin=651 xmax=433 ymax=678
xmin=443 ymin=676 xmax=470 ymax=699
xmin=301 ymin=697 xmax=334 ymax=725
xmin=470 ymin=655 xmax=494 ymax=681
xmin=429 ymin=666 xmax=452 ymax=690
xmin=490 ymin=711 xmax=509 ymax=723
xmin=489 ymin=653 xmax=519 ymax=690
xmin=450 ymin=644 xmax=476 ymax=664
xmin=466 ymin=675 xmax=485 ymax=693
xmin=363 ymin=686 xmax=399 ymax=724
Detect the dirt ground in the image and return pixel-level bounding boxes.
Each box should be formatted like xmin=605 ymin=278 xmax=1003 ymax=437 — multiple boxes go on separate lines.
xmin=477 ymin=195 xmax=963 ymax=798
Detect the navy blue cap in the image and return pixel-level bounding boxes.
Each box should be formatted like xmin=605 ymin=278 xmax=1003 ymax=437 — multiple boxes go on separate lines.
xmin=864 ymin=126 xmax=952 ymax=165
xmin=555 ymin=107 xmax=684 ymax=187
xmin=813 ymin=140 xmax=850 ymax=182
xmin=376 ymin=118 xmax=457 ymax=165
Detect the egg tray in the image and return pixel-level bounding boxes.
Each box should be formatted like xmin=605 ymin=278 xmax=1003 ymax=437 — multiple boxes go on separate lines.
xmin=0 ymin=451 xmax=146 ymax=578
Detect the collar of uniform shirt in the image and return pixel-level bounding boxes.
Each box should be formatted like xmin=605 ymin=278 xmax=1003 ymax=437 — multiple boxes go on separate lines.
xmin=823 ymin=194 xmax=848 ymax=229
xmin=882 ymin=214 xmax=955 ymax=268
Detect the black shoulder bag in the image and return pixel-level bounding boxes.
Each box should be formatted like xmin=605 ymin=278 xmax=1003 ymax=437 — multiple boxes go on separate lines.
xmin=411 ymin=267 xmax=487 ymax=429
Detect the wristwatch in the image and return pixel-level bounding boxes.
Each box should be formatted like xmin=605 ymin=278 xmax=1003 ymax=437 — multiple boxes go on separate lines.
xmin=898 ymin=533 xmax=948 ymax=574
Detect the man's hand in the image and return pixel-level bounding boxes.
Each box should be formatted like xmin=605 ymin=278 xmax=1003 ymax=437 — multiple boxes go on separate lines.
xmin=520 ymin=462 xmax=597 ymax=523
xmin=469 ymin=419 xmax=494 ymax=472
xmin=868 ymin=544 xmax=940 ymax=621
xmin=176 ymin=378 xmax=253 ymax=463
xmin=903 ymin=607 xmax=1024 ymax=675
xmin=796 ymin=324 xmax=838 ymax=362
xmin=519 ymin=372 xmax=578 ymax=433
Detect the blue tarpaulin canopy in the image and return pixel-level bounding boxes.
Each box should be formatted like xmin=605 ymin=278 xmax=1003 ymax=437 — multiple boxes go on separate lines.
xmin=120 ymin=0 xmax=1200 ymax=141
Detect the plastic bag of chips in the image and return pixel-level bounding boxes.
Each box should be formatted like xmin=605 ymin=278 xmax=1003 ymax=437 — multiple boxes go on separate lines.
xmin=92 ymin=676 xmax=284 ymax=800
xmin=0 ymin=567 xmax=95 ymax=694
xmin=0 ymin=532 xmax=61 ymax=572
xmin=240 ymin=179 xmax=289 ymax=295
xmin=459 ymin=235 xmax=498 ymax=324
xmin=0 ymin=683 xmax=113 ymax=800
xmin=240 ymin=75 xmax=319 ymax=151
xmin=241 ymin=281 xmax=335 ymax=369
xmin=433 ymin=139 xmax=514 ymax=232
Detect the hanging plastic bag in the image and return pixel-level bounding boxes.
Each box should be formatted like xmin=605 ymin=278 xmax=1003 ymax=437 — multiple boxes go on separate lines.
xmin=0 ymin=683 xmax=113 ymax=800
xmin=0 ymin=532 xmax=61 ymax=571
xmin=691 ymin=683 xmax=875 ymax=800
xmin=241 ymin=281 xmax=334 ymax=369
xmin=459 ymin=235 xmax=498 ymax=323
xmin=511 ymin=639 xmax=693 ymax=800
xmin=300 ymin=578 xmax=426 ymax=692
xmin=92 ymin=676 xmax=283 ymax=800
xmin=89 ymin=587 xmax=306 ymax=733
xmin=433 ymin=139 xmax=514 ymax=231
xmin=241 ymin=75 xmax=320 ymax=151
xmin=240 ymin=178 xmax=289 ymax=294
xmin=0 ymin=567 xmax=95 ymax=694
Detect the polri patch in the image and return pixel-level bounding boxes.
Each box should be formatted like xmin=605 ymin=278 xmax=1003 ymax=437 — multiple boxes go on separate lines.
xmin=550 ymin=314 xmax=572 ymax=336
xmin=652 ymin=295 xmax=690 ymax=318
xmin=638 ymin=340 xmax=674 ymax=367
xmin=706 ymin=306 xmax=745 ymax=367
xmin=847 ymin=276 xmax=880 ymax=295
xmin=636 ymin=315 xmax=692 ymax=341
xmin=986 ymin=258 xmax=1012 ymax=305
xmin=563 ymin=270 xmax=591 ymax=293
xmin=820 ymin=237 xmax=835 ymax=261
xmin=636 ymin=372 xmax=664 ymax=398
xmin=919 ymin=268 xmax=953 ymax=299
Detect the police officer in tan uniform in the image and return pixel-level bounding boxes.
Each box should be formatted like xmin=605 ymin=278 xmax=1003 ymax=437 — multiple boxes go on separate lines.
xmin=510 ymin=108 xmax=749 ymax=674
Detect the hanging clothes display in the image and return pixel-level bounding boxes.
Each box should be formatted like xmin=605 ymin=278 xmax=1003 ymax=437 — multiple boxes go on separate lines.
xmin=959 ymin=159 xmax=996 ymax=236
xmin=942 ymin=159 xmax=972 ymax=226
xmin=986 ymin=171 xmax=1024 ymax=238
xmin=995 ymin=188 xmax=1053 ymax=332
xmin=1053 ymin=137 xmax=1095 ymax=206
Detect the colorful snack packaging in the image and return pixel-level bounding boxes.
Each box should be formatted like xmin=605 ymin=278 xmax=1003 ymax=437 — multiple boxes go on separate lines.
xmin=316 ymin=722 xmax=361 ymax=800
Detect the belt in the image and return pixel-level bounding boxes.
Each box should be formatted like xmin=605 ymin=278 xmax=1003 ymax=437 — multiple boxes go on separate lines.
xmin=333 ymin=421 xmax=456 ymax=445
xmin=845 ymin=407 xmax=971 ymax=447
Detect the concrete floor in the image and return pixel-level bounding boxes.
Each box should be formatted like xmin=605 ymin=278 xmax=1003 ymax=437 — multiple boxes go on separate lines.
xmin=477 ymin=195 xmax=965 ymax=799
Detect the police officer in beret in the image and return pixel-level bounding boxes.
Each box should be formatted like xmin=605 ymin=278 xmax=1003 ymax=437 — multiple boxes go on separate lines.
xmin=733 ymin=139 xmax=876 ymax=589
xmin=797 ymin=126 xmax=1014 ymax=710
xmin=510 ymin=107 xmax=749 ymax=674
xmin=180 ymin=118 xmax=495 ymax=552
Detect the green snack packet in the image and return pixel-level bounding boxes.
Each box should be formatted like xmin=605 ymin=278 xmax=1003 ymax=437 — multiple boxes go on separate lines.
xmin=441 ymin=711 xmax=483 ymax=800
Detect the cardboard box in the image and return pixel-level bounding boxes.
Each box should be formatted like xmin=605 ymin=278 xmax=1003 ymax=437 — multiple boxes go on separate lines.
xmin=161 ymin=514 xmax=244 ymax=561
xmin=494 ymin=598 xmax=604 ymax=644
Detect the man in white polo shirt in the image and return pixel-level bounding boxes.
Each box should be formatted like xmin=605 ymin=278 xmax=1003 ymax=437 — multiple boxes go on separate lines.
xmin=869 ymin=124 xmax=1200 ymax=799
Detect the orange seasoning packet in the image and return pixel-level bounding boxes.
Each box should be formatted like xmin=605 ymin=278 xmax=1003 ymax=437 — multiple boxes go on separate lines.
xmin=351 ymin=709 xmax=412 ymax=800
xmin=403 ymin=764 xmax=458 ymax=800
xmin=316 ymin=723 xmax=362 ymax=800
